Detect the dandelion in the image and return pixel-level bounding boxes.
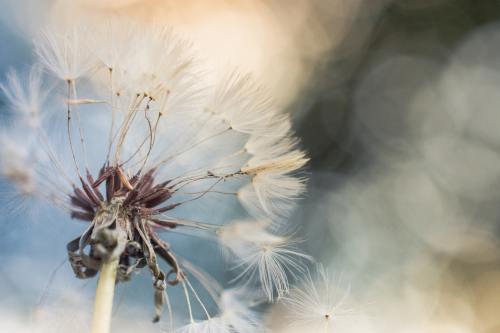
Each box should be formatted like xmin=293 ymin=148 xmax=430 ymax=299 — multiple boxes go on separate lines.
xmin=282 ymin=265 xmax=357 ymax=332
xmin=0 ymin=18 xmax=309 ymax=333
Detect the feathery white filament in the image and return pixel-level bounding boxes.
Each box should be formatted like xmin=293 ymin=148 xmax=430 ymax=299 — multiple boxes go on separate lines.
xmin=282 ymin=265 xmax=357 ymax=332
xmin=35 ymin=28 xmax=95 ymax=81
xmin=220 ymin=288 xmax=265 ymax=333
xmin=0 ymin=66 xmax=46 ymax=128
xmin=221 ymin=221 xmax=312 ymax=301
xmin=173 ymin=317 xmax=231 ymax=333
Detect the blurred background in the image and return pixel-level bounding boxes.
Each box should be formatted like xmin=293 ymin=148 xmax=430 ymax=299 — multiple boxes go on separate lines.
xmin=1 ymin=0 xmax=500 ymax=332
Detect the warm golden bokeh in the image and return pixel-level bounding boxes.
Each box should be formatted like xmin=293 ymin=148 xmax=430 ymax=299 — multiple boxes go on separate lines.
xmin=51 ymin=0 xmax=363 ymax=108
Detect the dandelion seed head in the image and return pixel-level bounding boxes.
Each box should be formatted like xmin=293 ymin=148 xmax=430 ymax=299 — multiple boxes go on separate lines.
xmin=1 ymin=17 xmax=310 ymax=330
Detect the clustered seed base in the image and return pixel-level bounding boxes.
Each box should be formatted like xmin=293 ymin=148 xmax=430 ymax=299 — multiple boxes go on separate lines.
xmin=67 ymin=165 xmax=182 ymax=322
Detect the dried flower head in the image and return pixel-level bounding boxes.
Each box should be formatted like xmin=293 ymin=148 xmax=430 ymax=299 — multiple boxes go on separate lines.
xmin=0 ymin=19 xmax=309 ymax=330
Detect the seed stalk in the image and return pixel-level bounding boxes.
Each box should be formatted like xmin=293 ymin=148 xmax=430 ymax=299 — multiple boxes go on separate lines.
xmin=91 ymin=257 xmax=118 ymax=333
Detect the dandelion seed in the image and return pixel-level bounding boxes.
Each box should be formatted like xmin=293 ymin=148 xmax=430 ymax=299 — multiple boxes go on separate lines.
xmin=207 ymin=71 xmax=282 ymax=135
xmin=239 ymin=151 xmax=309 ymax=219
xmin=35 ymin=27 xmax=95 ymax=81
xmin=0 ymin=65 xmax=47 ymax=128
xmin=220 ymin=221 xmax=312 ymax=301
xmin=282 ymin=265 xmax=357 ymax=332
xmin=220 ymin=288 xmax=266 ymax=333
xmin=235 ymin=241 xmax=312 ymax=302
xmin=173 ymin=317 xmax=231 ymax=333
